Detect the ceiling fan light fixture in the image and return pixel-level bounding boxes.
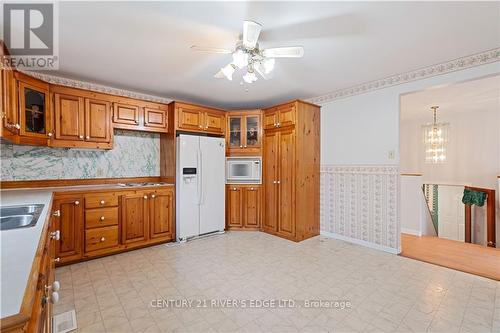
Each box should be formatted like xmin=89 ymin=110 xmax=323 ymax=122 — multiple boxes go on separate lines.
xmin=243 ymin=71 xmax=258 ymax=84
xmin=232 ymin=49 xmax=248 ymax=69
xmin=221 ymin=63 xmax=236 ymax=81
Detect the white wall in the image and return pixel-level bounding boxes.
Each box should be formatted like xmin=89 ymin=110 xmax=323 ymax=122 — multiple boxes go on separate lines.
xmin=319 ymin=61 xmax=500 ymax=251
xmin=400 ymin=175 xmax=425 ymax=236
xmin=321 ymin=62 xmax=500 ymax=165
xmin=400 ymin=96 xmax=499 ymax=189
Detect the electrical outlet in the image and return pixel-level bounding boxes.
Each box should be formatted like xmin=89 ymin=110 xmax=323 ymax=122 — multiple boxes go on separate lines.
xmin=388 ymin=150 xmax=396 ymax=160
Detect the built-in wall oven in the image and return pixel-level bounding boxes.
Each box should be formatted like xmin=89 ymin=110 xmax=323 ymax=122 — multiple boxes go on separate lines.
xmin=226 ymin=157 xmax=261 ymax=184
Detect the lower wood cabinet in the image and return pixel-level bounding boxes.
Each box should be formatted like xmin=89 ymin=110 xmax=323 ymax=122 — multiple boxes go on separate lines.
xmin=52 ymin=194 xmax=84 ymax=264
xmin=149 ymin=189 xmax=174 ymax=240
xmin=121 ymin=192 xmax=149 ymax=244
xmin=226 ymin=185 xmax=261 ymax=230
xmin=53 ymin=186 xmax=175 ymax=265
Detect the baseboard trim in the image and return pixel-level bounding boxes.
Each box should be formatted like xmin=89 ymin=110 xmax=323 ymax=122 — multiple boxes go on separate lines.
xmin=401 ymin=228 xmax=422 ymax=237
xmin=320 ymin=231 xmax=401 ymax=254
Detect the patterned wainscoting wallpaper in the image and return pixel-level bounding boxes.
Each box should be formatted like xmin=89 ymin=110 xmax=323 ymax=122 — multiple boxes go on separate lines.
xmin=320 ymin=165 xmax=400 ymax=252
xmin=0 ymin=130 xmax=160 ymax=180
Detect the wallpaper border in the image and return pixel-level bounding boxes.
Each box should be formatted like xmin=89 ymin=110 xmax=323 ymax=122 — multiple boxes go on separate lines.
xmin=307 ymin=48 xmax=500 ymax=105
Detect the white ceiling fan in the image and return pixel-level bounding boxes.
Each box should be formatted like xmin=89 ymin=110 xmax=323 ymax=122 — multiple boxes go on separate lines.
xmin=191 ymin=20 xmax=304 ymax=84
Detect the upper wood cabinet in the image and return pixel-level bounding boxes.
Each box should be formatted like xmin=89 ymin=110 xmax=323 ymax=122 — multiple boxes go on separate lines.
xmin=113 ymin=103 xmax=139 ymax=126
xmin=85 ymin=98 xmax=112 ymax=143
xmin=51 ymin=86 xmax=113 ymax=149
xmin=113 ymin=101 xmax=169 ymax=133
xmin=262 ymin=100 xmax=320 ymax=242
xmin=263 ymin=102 xmax=296 ymax=130
xmin=227 ymin=110 xmax=262 ymax=155
xmin=173 ymin=102 xmax=225 ymax=135
xmin=1 ymin=72 xmax=51 ymax=146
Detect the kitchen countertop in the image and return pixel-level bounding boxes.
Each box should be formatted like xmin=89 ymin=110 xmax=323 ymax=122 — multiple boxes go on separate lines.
xmin=0 ymin=182 xmax=175 ymax=319
xmin=0 ymin=189 xmax=53 ymax=318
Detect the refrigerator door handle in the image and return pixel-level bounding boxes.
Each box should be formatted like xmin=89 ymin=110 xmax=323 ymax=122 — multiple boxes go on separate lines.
xmin=200 ymin=148 xmax=204 ymax=205
xmin=197 ymin=149 xmax=202 ymax=205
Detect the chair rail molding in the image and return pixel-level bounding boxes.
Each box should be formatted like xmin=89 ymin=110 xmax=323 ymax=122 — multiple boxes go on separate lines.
xmin=20 ymin=71 xmax=172 ymax=104
xmin=308 ymin=48 xmax=500 ymax=105
xmin=320 ymin=165 xmax=400 ymax=253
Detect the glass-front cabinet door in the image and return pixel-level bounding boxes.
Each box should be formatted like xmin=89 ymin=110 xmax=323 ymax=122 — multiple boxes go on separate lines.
xmin=19 ymin=80 xmax=50 ymax=139
xmin=228 ymin=116 xmax=242 ymax=148
xmin=245 ymin=115 xmax=260 ymax=148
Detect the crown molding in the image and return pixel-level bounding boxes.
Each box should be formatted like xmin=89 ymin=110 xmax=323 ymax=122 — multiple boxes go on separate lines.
xmin=20 ymin=71 xmax=172 ymax=104
xmin=307 ymin=48 xmax=500 ymax=105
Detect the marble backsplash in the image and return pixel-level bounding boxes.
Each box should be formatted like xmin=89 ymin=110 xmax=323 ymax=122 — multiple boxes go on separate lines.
xmin=0 ymin=130 xmax=160 ymax=180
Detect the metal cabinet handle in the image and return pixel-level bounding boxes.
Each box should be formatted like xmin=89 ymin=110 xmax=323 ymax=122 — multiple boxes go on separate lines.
xmin=74 ymin=201 xmax=79 ymax=205
xmin=232 ymin=187 xmax=237 ymax=191
xmin=143 ymin=195 xmax=148 ymax=199
xmin=86 ymin=135 xmax=90 ymax=139
xmin=54 ymin=257 xmax=61 ymax=263
xmin=46 ymin=281 xmax=60 ymax=292
xmin=100 ymin=237 xmax=105 ymax=242
xmin=50 ymin=230 xmax=60 ymax=241
xmin=250 ymin=187 xmax=254 ymax=191
xmin=199 ymin=125 xmax=203 ymax=129
xmin=277 ymin=180 xmax=280 ymax=184
xmin=79 ymin=135 xmax=84 ymax=139
xmin=100 ymin=216 xmax=105 ymax=221
xmin=6 ymin=123 xmax=20 ymax=130
xmin=50 ymin=292 xmax=59 ymax=304
xmin=244 ymin=145 xmax=247 ymax=148
xmin=100 ymin=200 xmax=105 ymax=205
xmin=47 ymin=132 xmax=53 ymax=137
xmin=52 ymin=210 xmax=60 ymax=217
xmin=277 ymin=122 xmax=281 ymax=127
xmin=239 ymin=145 xmax=243 ymax=148
xmin=151 ymin=194 xmax=156 ymax=198
xmin=273 ymin=181 xmax=277 ymax=184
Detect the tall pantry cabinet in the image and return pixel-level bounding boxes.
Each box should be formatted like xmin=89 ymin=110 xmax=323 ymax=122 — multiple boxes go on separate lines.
xmin=262 ymin=100 xmax=320 ymax=242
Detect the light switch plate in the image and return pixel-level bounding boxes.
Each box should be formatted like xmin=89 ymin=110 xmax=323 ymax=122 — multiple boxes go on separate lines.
xmin=388 ymin=150 xmax=396 ymax=160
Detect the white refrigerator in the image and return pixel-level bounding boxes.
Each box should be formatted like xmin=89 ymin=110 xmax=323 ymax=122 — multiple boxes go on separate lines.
xmin=176 ymin=134 xmax=226 ymax=242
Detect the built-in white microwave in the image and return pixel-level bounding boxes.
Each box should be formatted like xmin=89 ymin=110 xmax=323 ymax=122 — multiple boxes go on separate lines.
xmin=226 ymin=157 xmax=262 ymax=184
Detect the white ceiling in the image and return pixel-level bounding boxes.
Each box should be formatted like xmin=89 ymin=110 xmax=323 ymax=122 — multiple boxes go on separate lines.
xmin=49 ymin=1 xmax=500 ymax=109
xmin=401 ymin=74 xmax=500 ymax=120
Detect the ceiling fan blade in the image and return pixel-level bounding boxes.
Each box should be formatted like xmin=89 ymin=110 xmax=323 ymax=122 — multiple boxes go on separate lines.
xmin=254 ymin=63 xmax=271 ymax=80
xmin=214 ymin=70 xmax=225 ymax=79
xmin=190 ymin=45 xmax=232 ymax=54
xmin=242 ymin=20 xmax=262 ymax=49
xmin=263 ymin=46 xmax=304 ymax=58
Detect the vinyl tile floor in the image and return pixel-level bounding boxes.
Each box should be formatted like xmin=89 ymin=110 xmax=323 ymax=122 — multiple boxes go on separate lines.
xmin=55 ymin=231 xmax=500 ymax=333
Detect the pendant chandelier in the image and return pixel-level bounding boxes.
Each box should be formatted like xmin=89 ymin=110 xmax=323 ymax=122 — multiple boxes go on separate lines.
xmin=422 ymin=106 xmax=449 ymax=164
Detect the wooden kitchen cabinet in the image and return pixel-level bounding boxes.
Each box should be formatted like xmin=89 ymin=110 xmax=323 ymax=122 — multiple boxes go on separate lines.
xmin=85 ymin=98 xmax=112 ymax=143
xmin=113 ymin=101 xmax=169 ymax=133
xmin=149 ymin=188 xmax=174 ymax=240
xmin=53 ymin=195 xmax=84 ymax=264
xmin=51 ymin=86 xmax=113 ymax=149
xmin=262 ymin=100 xmax=320 ymax=242
xmin=173 ymin=101 xmax=225 ymax=135
xmin=1 ymin=72 xmax=51 ymax=146
xmin=262 ymin=131 xmax=279 ymax=233
xmin=121 ymin=192 xmax=150 ymax=244
xmin=226 ymin=185 xmax=261 ymax=230
xmin=263 ymin=102 xmax=296 ymax=130
xmin=227 ymin=110 xmax=262 ymax=155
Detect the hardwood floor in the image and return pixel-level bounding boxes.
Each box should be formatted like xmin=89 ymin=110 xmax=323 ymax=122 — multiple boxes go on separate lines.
xmin=401 ymin=233 xmax=500 ymax=281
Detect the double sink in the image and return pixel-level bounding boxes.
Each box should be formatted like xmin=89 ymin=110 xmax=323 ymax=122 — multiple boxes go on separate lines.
xmin=0 ymin=204 xmax=44 ymax=231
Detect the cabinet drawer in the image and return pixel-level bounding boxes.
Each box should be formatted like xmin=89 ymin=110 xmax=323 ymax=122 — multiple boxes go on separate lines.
xmin=85 ymin=193 xmax=118 ymax=208
xmin=85 ymin=226 xmax=119 ymax=252
xmin=85 ymin=207 xmax=118 ymax=229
